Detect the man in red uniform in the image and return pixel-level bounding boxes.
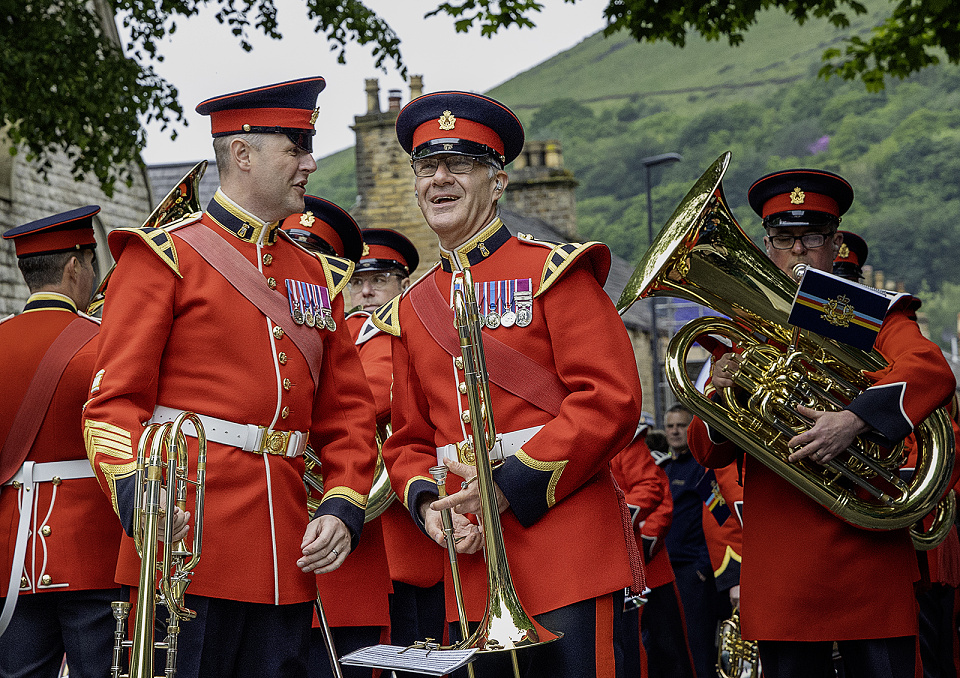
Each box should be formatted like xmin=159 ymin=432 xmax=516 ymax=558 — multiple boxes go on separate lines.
xmin=377 ymin=90 xmax=643 ymax=677
xmin=0 ymin=207 xmax=124 ymax=678
xmin=83 ymin=78 xmax=378 ymax=678
xmin=690 ymin=168 xmax=957 ymax=678
xmin=344 ymin=229 xmax=449 ymax=674
xmin=281 ymin=196 xmax=393 ymax=678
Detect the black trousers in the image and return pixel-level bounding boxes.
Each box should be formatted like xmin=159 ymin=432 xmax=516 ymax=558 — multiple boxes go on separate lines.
xmin=917 ymin=583 xmax=959 ymax=678
xmin=448 ymin=591 xmax=625 ymax=678
xmin=672 ymin=561 xmax=732 ymax=678
xmin=640 ymin=582 xmax=697 ymax=678
xmin=388 ymin=580 xmax=446 ymax=678
xmin=309 ymin=625 xmax=383 ymax=678
xmin=758 ymin=636 xmax=917 ymax=678
xmin=151 ymin=592 xmax=313 ymax=678
xmin=0 ymin=588 xmax=121 ymax=678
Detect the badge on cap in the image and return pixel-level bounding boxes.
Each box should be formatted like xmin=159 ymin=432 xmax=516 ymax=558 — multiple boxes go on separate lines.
xmin=839 ymin=243 xmax=850 ymax=258
xmin=300 ymin=213 xmax=316 ymax=228
xmin=790 ymin=187 xmax=805 ymax=205
xmin=439 ymin=110 xmax=456 ymax=131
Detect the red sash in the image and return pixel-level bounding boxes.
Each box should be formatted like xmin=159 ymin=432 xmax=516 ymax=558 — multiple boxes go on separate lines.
xmin=176 ymin=224 xmax=325 ymax=387
xmin=0 ymin=317 xmax=98 ymax=485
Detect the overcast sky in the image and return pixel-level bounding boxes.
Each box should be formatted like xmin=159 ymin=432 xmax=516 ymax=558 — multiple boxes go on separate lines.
xmin=137 ymin=0 xmax=611 ymax=165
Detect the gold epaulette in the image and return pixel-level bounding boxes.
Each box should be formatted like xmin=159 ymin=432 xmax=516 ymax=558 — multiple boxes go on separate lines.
xmin=517 ymin=234 xmax=609 ymax=297
xmin=110 ymin=224 xmax=190 ymax=278
xmin=315 ymin=253 xmax=355 ymax=299
xmin=371 ymin=296 xmax=401 ymax=337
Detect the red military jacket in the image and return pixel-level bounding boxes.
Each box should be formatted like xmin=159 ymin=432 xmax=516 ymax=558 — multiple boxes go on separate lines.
xmin=314 ymin=312 xmax=392 ymax=627
xmin=348 ymin=311 xmax=444 ymax=589
xmin=688 ymin=301 xmax=956 ymax=641
xmin=83 ymin=191 xmax=378 ymax=606
xmin=611 ymin=430 xmax=668 ymax=590
xmin=698 ymin=462 xmax=743 ymax=593
xmin=0 ymin=295 xmax=122 ymax=596
xmin=377 ymin=219 xmax=642 ymax=620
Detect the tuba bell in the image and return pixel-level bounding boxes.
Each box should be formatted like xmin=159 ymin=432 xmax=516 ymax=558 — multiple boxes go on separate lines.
xmin=617 ymin=152 xmax=956 ymax=546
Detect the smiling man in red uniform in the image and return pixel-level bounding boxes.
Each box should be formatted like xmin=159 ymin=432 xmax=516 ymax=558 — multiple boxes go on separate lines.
xmin=83 ymin=78 xmax=378 ymax=678
xmin=691 ymin=168 xmax=957 ymax=678
xmin=0 ymin=207 xmax=124 ymax=678
xmin=376 ymin=91 xmax=643 ymax=677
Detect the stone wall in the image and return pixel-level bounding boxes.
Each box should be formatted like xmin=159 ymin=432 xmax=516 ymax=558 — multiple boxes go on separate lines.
xmin=0 ymin=134 xmax=152 ymax=314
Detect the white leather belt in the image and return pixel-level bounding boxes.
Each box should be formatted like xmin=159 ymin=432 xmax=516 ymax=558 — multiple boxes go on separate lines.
xmin=149 ymin=405 xmax=309 ymax=458
xmin=1 ymin=459 xmax=95 ymax=637
xmin=436 ymin=425 xmax=543 ymax=465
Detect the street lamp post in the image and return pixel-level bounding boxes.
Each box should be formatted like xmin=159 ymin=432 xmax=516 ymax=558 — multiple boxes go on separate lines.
xmin=640 ymin=153 xmax=682 ymax=428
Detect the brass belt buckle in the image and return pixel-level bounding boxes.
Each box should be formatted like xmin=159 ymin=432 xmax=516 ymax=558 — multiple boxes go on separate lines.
xmin=456 ymin=439 xmax=475 ymax=464
xmin=262 ymin=430 xmax=291 ymax=456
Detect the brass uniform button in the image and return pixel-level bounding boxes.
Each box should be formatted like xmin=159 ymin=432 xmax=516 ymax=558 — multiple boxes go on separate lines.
xmin=273 ymin=326 xmax=284 ymax=340
xmin=283 ymin=378 xmax=292 ymax=391
xmin=455 ymin=357 xmax=464 ymax=370
xmin=51 ymin=476 xmax=61 ymax=486
xmin=262 ymin=253 xmax=273 ymax=266
xmin=267 ymin=277 xmax=277 ymax=290
xmin=281 ymin=406 xmax=290 ymax=419
xmin=41 ymin=574 xmax=52 ymax=586
xmin=41 ymin=525 xmax=52 ymax=537
xmin=20 ymin=576 xmax=28 ymax=589
xmin=278 ymin=352 xmax=287 ymax=365
xmin=461 ymin=411 xmax=471 ymax=424
xmin=458 ymin=382 xmax=467 ymax=394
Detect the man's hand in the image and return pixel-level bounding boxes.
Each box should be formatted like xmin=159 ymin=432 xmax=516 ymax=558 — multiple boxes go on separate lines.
xmin=421 ymin=500 xmax=483 ymax=555
xmin=154 ymin=487 xmax=190 ymax=543
xmin=729 ymin=584 xmax=740 ymax=611
xmin=787 ymin=406 xmax=869 ymax=464
xmin=430 ymin=458 xmax=510 ymax=517
xmin=711 ymin=352 xmax=740 ymax=390
xmin=298 ymin=515 xmax=350 ymax=574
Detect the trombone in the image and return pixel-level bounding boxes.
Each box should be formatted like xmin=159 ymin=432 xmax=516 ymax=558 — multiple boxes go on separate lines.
xmin=110 ymin=412 xmax=206 ymax=678
xmin=445 ymin=266 xmax=562 ymax=672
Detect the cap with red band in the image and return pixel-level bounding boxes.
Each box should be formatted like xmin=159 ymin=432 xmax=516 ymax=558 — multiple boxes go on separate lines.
xmin=280 ymin=195 xmax=362 ymax=263
xmin=3 ymin=205 xmax=99 ymax=258
xmin=356 ymin=228 xmax=419 ymax=276
xmin=748 ymin=168 xmax=854 ymax=224
xmin=196 ymin=77 xmax=325 ymax=152
xmin=396 ymin=91 xmax=524 ymax=165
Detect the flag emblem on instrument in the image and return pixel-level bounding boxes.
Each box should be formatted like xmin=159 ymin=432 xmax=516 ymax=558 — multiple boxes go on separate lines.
xmin=789 ymin=267 xmax=890 ymax=351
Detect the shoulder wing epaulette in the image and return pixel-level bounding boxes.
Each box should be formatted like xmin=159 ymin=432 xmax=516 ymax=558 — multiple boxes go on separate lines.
xmin=355 ymin=315 xmax=383 ymax=346
xmin=516 ymin=233 xmax=611 ymax=296
xmin=106 ymin=214 xmax=204 ymax=279
xmin=371 ymin=296 xmax=401 ymax=337
xmin=315 ymin=253 xmax=355 ymax=299
xmin=0 ymin=313 xmax=14 ymax=326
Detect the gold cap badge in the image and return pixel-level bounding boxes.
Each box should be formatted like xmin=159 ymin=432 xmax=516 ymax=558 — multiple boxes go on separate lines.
xmin=439 ymin=110 xmax=456 ymax=131
xmin=300 ymin=212 xmax=316 ymax=228
xmin=310 ymin=107 xmax=320 ymax=125
xmin=790 ymin=187 xmax=805 ymax=205
xmin=839 ymin=243 xmax=850 ymax=258
xmin=362 ymin=243 xmax=370 ymax=257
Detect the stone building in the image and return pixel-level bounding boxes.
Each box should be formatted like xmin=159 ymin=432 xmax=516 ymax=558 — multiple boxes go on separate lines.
xmin=0 ymin=131 xmax=153 ymax=315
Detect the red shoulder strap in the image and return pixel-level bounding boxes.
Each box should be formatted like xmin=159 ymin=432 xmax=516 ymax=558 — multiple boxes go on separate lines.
xmin=408 ymin=276 xmax=569 ymax=417
xmin=175 ymin=224 xmax=325 ymax=386
xmin=0 ymin=317 xmax=99 ymax=485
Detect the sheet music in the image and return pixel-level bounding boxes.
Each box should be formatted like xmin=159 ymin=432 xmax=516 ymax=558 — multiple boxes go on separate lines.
xmin=339 ymin=644 xmax=478 ymax=676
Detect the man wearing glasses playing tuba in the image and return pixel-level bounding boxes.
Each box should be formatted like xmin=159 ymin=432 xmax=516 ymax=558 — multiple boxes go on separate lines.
xmin=374 ymin=91 xmax=644 ymax=678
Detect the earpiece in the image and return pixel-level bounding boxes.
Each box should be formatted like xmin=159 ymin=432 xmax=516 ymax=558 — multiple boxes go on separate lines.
xmin=495 ymin=181 xmax=502 ymax=191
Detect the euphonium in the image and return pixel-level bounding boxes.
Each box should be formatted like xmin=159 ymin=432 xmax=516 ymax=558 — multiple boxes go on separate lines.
xmin=89 ymin=160 xmax=206 ymax=316
xmin=716 ymin=608 xmax=759 ymax=678
xmin=617 ymin=152 xmax=955 ymax=546
xmin=111 ymin=411 xmax=206 ymax=678
xmin=449 ymin=267 xmax=562 ymax=661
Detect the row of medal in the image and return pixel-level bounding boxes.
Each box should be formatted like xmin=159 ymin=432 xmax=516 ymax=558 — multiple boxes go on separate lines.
xmin=461 ymin=277 xmax=534 ymax=329
xmin=286 ymin=279 xmax=337 ymax=331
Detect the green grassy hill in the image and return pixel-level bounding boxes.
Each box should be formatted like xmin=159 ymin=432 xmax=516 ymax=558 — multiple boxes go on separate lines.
xmin=308 ymin=0 xmax=960 ymax=346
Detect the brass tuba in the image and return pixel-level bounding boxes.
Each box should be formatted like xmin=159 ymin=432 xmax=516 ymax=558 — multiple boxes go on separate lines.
xmin=110 ymin=412 xmax=206 ymax=678
xmin=89 ymin=161 xmax=206 ymax=316
xmin=716 ymin=609 xmax=759 ymax=678
xmin=617 ymin=152 xmax=955 ymax=546
xmin=448 ymin=266 xmax=562 ymax=665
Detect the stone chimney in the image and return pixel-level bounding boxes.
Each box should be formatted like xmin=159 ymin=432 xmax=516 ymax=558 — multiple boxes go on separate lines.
xmin=350 ymin=76 xmax=439 ymax=259
xmin=501 ymin=140 xmax=579 ymax=240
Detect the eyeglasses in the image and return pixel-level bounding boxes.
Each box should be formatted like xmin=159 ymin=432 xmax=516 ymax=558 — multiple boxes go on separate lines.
xmin=768 ymin=232 xmax=832 ymax=250
xmin=347 ymin=271 xmax=403 ymax=292
xmin=412 ymin=156 xmax=485 ymax=177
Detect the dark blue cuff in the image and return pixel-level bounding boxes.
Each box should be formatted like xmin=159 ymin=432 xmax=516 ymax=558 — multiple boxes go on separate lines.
xmin=114 ymin=474 xmax=138 ymax=538
xmin=406 ymin=478 xmax=440 ymax=537
xmin=714 ymin=556 xmax=741 ymax=592
xmin=493 ymin=456 xmax=554 ymax=528
xmin=313 ymin=497 xmax=365 ymax=550
xmin=846 ymin=382 xmax=911 ymax=443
